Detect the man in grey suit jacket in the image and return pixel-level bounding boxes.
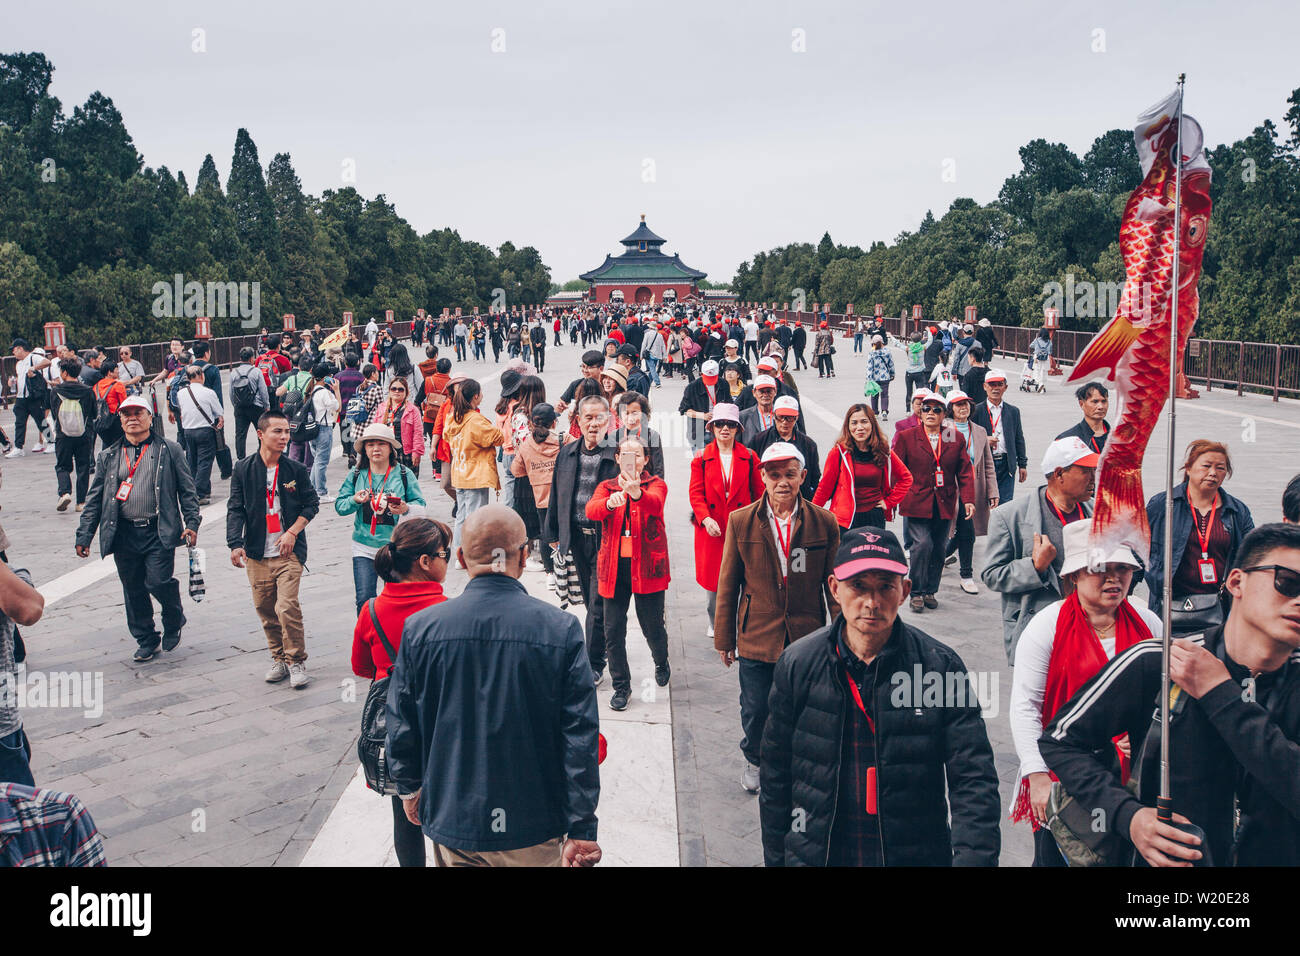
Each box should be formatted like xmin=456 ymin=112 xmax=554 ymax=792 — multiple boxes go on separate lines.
xmin=979 ymin=437 xmax=1098 ymax=664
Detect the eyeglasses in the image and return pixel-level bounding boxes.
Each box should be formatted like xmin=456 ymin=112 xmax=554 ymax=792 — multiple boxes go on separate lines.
xmin=390 ymin=387 xmax=406 ymax=393
xmin=1240 ymin=565 xmax=1300 ymax=600
xmin=712 ymin=422 xmax=737 ymax=430
xmin=921 ymin=405 xmax=945 ymax=414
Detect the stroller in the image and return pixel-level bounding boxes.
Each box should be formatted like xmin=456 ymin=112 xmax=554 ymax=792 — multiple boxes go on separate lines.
xmin=1020 ymin=356 xmax=1046 ymax=393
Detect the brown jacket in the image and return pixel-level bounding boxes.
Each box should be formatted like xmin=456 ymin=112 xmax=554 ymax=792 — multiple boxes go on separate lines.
xmin=713 ymin=494 xmax=841 ymax=664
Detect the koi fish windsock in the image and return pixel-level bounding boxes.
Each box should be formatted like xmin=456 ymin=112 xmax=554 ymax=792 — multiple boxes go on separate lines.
xmin=1068 ymin=89 xmax=1212 ymax=562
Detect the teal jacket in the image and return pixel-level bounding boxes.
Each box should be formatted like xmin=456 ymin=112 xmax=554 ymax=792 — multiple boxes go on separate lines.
xmin=335 ymin=464 xmax=426 ymax=550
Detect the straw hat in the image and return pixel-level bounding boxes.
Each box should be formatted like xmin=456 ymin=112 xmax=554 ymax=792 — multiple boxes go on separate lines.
xmin=356 ymin=422 xmax=401 ymax=451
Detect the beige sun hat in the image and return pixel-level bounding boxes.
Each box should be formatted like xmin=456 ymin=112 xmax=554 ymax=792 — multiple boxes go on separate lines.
xmin=356 ymin=422 xmax=402 ymax=451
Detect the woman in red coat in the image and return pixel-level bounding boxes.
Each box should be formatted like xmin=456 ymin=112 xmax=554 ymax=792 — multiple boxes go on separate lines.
xmin=585 ymin=436 xmax=671 ymax=713
xmin=812 ymin=403 xmax=913 ymax=530
xmin=689 ymin=403 xmax=763 ymax=639
xmin=349 ymin=517 xmax=451 ymax=868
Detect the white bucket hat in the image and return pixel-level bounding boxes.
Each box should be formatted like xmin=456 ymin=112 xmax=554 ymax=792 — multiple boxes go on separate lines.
xmin=1058 ymin=519 xmax=1142 ymax=577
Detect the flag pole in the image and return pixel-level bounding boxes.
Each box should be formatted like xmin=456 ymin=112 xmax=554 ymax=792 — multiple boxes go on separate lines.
xmin=1158 ymin=73 xmax=1186 ymax=823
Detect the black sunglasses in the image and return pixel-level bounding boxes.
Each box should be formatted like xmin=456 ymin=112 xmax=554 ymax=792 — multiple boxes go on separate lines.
xmin=921 ymin=404 xmax=945 ymax=414
xmin=1240 ymin=565 xmax=1300 ymax=600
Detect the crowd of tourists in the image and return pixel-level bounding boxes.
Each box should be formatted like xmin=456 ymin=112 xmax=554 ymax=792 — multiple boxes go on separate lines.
xmin=3 ymin=300 xmax=1299 ymax=870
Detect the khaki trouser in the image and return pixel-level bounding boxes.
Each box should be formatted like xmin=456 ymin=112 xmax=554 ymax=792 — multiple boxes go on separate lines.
xmin=246 ymin=554 xmax=306 ymax=664
xmin=432 ymin=837 xmax=563 ymax=868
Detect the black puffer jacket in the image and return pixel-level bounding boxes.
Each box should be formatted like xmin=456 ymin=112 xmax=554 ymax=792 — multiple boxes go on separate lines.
xmin=760 ymin=615 xmax=1001 ymax=866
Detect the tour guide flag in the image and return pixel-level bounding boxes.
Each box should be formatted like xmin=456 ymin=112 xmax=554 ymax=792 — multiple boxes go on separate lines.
xmin=320 ymin=321 xmax=350 ymax=350
xmin=1068 ymin=87 xmax=1212 ymax=560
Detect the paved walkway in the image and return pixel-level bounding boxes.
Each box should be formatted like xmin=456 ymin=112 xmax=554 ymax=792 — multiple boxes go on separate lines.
xmin=9 ymin=339 xmax=1298 ymax=866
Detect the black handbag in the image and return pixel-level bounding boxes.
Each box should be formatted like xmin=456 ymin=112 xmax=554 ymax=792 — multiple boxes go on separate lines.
xmin=1168 ymin=591 xmax=1224 ymax=637
xmin=357 ymin=600 xmax=402 ymax=796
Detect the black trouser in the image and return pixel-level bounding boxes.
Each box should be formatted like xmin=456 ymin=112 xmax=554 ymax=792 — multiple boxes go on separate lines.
xmin=905 ymin=369 xmax=928 ymax=403
xmin=112 ymin=518 xmax=185 ymax=648
xmin=55 ymin=434 xmax=92 ymax=503
xmin=533 ymin=345 xmax=545 ymax=372
xmin=945 ymin=508 xmax=976 ymax=578
xmin=738 ymin=657 xmax=776 ymax=766
xmin=794 ymin=346 xmax=807 ymax=370
xmin=184 ymin=426 xmax=217 ymax=498
xmin=907 ymin=512 xmax=951 ymax=596
xmin=570 ymin=527 xmax=606 ymax=673
xmin=554 ymin=330 xmax=562 ymax=346
xmin=234 ymin=405 xmax=262 ymax=460
xmin=1033 ymin=826 xmax=1067 ymax=867
xmin=602 ymin=556 xmax=669 ymax=694
xmin=391 ymin=795 xmax=426 ymax=867
xmin=12 ymin=397 xmax=45 ymax=449
xmin=848 ymin=507 xmax=885 ymax=530
xmin=745 ymin=341 xmax=759 ymax=363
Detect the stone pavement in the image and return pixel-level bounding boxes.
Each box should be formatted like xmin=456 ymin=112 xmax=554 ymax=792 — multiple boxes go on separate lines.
xmin=7 ymin=337 xmax=1298 ymax=866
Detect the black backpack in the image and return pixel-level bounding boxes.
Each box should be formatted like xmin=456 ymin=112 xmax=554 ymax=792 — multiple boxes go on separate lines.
xmin=357 ymin=600 xmax=402 ymax=796
xmin=230 ymin=366 xmax=260 ymax=411
xmin=288 ymin=384 xmax=320 ymax=443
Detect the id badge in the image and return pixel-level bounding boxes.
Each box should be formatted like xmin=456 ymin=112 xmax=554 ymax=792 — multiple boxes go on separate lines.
xmin=116 ymin=479 xmax=133 ymax=501
xmin=1198 ymin=558 xmax=1217 ymax=584
xmin=866 ymin=766 xmax=878 ymax=815
xmin=266 ymin=512 xmax=282 ymax=534
xmin=934 ymin=469 xmax=944 ymax=488
xmin=619 ymin=532 xmax=633 ymax=558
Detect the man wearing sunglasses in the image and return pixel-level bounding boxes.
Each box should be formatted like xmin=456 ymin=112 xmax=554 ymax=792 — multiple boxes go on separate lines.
xmin=1042 ymin=523 xmax=1300 ymax=867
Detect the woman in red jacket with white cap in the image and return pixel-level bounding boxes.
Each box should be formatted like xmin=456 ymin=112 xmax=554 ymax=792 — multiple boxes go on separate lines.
xmin=690 ymin=403 xmax=763 ymax=638
xmin=813 ymin=403 xmax=912 ymax=530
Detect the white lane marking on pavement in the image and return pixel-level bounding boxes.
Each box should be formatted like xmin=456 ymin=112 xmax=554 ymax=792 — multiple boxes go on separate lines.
xmin=39 ymin=499 xmax=229 ymax=609
xmin=302 ymin=566 xmax=679 ymax=866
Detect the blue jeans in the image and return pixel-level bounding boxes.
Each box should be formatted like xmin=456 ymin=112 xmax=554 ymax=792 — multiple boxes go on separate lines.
xmin=310 ymin=428 xmax=333 ymax=497
xmin=352 ymin=555 xmax=380 ymax=614
xmin=501 ymin=454 xmax=515 ymax=510
xmin=644 ymin=356 xmax=661 ymax=387
xmin=453 ymin=487 xmax=491 ymax=554
xmin=854 ymin=333 xmax=864 ymax=353
xmin=0 ymin=727 xmax=34 ymax=787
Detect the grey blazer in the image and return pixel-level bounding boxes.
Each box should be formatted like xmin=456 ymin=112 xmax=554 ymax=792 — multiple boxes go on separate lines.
xmin=77 ymin=437 xmax=202 ymax=558
xmin=979 ymin=486 xmax=1092 ymax=664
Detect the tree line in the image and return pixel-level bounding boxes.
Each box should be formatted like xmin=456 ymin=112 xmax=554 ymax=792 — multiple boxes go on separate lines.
xmin=732 ymin=87 xmax=1300 ymax=344
xmin=0 ymin=52 xmax=553 ymax=348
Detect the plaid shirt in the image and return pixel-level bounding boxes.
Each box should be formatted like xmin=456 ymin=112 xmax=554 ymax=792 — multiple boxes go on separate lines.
xmin=0 ymin=783 xmax=106 ymax=867
xmin=827 ymin=634 xmax=884 ymax=866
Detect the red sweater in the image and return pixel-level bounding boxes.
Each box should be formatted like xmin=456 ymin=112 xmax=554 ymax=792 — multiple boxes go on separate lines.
xmin=350 ymin=580 xmax=447 ymax=680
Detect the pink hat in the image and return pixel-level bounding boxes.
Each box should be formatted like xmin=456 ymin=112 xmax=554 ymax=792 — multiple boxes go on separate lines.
xmin=708 ymin=403 xmax=742 ymax=428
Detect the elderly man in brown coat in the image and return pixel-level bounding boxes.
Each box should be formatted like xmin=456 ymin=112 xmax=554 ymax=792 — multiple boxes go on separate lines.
xmin=714 ymin=441 xmax=841 ymax=793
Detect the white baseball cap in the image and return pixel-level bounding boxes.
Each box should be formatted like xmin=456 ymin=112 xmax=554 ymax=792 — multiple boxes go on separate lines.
xmin=754 ymin=375 xmax=778 ymax=390
xmin=1041 ymin=436 xmax=1101 ymax=476
xmin=773 ymin=396 xmax=800 ymax=417
xmin=911 ymin=388 xmax=933 ymax=403
xmin=756 ymin=356 xmax=778 ymax=372
xmin=701 ymin=359 xmax=720 ymax=376
xmin=984 ymin=368 xmax=1008 ymax=384
xmin=945 ymin=389 xmax=971 ymax=408
xmin=118 ymin=395 xmax=152 ymax=413
xmin=760 ymin=441 xmax=805 ymax=469
xmin=725 ymin=339 xmax=739 ymax=349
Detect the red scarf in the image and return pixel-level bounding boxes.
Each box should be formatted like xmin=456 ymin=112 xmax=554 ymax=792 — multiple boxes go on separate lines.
xmin=1010 ymin=592 xmax=1153 ymax=827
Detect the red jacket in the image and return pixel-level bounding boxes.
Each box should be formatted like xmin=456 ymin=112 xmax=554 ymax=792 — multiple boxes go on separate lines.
xmin=892 ymin=425 xmax=976 ymax=520
xmin=812 ymin=444 xmax=913 ymax=528
xmin=585 ymin=473 xmax=670 ymax=599
xmin=350 ymin=580 xmax=448 ymax=680
xmin=689 ymin=442 xmax=763 ymax=589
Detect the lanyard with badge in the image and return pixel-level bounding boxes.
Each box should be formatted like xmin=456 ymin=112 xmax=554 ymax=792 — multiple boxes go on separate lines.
xmin=836 ymin=644 xmax=879 ymax=815
xmin=1047 ymin=496 xmax=1084 ymax=526
xmin=265 ymin=465 xmax=281 ymax=533
xmin=368 ymin=465 xmax=393 ymax=535
xmin=929 ymin=431 xmax=945 ymax=487
xmin=988 ymin=404 xmax=1002 ymax=451
xmin=1192 ymin=497 xmax=1220 ymax=584
xmin=116 ymin=442 xmax=147 ymax=501
xmin=773 ymin=512 xmax=793 ymax=586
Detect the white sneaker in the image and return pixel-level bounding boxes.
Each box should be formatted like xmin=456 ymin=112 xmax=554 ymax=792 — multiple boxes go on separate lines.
xmin=57 ymin=493 xmax=71 ymax=512
xmin=960 ymin=578 xmax=979 ymax=594
xmin=707 ymin=624 xmax=714 ymax=638
xmin=526 ymin=555 xmax=545 ymax=572
xmin=289 ymin=663 xmax=311 ymax=689
xmin=547 ymin=573 xmax=556 ymax=590
xmin=4 ymin=448 xmax=24 ymax=459
xmin=318 ymin=494 xmax=334 ymax=504
xmin=742 ymin=762 xmax=760 ymax=793
xmin=30 ymin=445 xmax=46 ymax=454
xmin=265 ymin=661 xmax=290 ymax=683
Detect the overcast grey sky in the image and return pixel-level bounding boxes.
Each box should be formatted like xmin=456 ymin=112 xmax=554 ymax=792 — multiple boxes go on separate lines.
xmin=9 ymin=0 xmax=1298 ymax=284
